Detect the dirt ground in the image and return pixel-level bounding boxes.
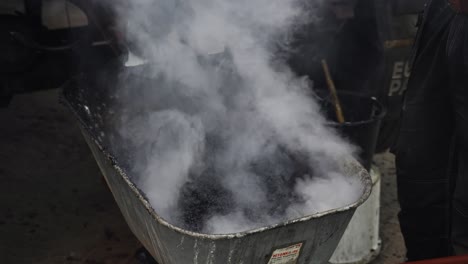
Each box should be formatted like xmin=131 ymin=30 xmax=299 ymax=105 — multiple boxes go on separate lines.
xmin=0 ymin=89 xmax=406 ymax=264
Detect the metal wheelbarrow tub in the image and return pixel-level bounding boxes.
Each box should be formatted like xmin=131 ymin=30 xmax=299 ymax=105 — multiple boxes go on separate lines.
xmin=61 ymin=70 xmax=372 ymax=264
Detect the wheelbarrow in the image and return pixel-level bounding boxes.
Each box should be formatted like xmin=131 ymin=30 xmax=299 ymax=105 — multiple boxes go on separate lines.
xmin=61 ymin=67 xmax=372 ymax=264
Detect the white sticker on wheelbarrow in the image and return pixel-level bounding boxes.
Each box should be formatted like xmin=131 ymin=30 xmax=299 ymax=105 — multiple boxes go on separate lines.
xmin=268 ymin=243 xmax=302 ymax=264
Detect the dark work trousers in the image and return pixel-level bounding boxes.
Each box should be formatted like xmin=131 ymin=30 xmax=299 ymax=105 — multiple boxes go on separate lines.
xmin=395 ymin=0 xmax=468 ymax=261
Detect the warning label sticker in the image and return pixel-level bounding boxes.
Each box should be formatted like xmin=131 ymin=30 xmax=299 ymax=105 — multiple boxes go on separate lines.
xmin=267 ymin=243 xmax=303 ymax=264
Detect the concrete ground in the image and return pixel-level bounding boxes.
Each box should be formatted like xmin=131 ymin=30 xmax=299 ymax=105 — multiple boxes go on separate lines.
xmin=0 ymin=89 xmax=406 ymax=264
xmin=371 ymin=153 xmax=406 ymax=264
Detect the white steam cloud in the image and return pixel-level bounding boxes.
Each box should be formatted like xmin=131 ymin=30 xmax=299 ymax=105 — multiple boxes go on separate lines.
xmin=110 ymin=0 xmax=363 ymax=234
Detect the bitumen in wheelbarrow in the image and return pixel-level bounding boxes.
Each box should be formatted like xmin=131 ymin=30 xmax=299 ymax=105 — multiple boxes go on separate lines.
xmin=61 ymin=70 xmax=373 ymax=264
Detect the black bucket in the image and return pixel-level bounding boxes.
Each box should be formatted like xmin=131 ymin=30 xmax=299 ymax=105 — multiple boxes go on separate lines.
xmin=318 ymin=91 xmax=387 ymax=171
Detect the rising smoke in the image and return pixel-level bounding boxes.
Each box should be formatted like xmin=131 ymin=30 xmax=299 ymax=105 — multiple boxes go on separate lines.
xmin=110 ymin=0 xmax=363 ymax=234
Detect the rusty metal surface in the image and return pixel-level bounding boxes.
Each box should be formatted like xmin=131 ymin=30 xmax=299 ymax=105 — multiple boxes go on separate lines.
xmin=61 ymin=74 xmax=372 ymax=264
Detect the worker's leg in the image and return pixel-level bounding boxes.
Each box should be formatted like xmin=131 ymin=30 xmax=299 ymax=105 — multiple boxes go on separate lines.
xmin=396 ymin=84 xmax=453 ymax=261
xmin=447 ymin=14 xmax=468 ymax=255
xmin=395 ymin=1 xmax=455 ymax=260
xmin=24 ymin=0 xmax=42 ymax=26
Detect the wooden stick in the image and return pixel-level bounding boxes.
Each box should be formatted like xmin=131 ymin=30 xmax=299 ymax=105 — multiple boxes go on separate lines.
xmin=321 ymin=59 xmax=345 ymax=123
